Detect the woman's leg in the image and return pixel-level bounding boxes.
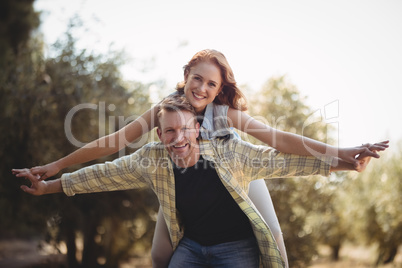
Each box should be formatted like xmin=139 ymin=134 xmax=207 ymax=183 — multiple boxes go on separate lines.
xmin=248 ymin=179 xmax=289 ymax=268
xmin=151 ymin=207 xmax=174 ymax=268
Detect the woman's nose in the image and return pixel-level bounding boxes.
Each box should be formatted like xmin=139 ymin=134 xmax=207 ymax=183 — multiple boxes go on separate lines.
xmin=199 ymin=83 xmax=208 ymax=92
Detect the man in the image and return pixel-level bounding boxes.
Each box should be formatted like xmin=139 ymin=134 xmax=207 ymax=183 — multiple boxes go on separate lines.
xmin=14 ymin=94 xmax=386 ymax=268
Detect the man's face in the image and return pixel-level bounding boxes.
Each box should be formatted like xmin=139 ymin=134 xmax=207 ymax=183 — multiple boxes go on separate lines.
xmin=157 ymin=110 xmax=200 ymax=167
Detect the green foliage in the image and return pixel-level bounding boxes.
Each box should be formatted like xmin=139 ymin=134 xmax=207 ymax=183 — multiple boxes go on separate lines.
xmin=0 ymin=0 xmax=40 ymax=67
xmin=247 ymin=75 xmax=338 ymax=267
xmin=0 ymin=29 xmax=49 ymax=238
xmin=0 ymin=12 xmax=159 ymax=267
xmin=38 ymin=25 xmax=158 ymax=266
xmin=247 ymin=76 xmax=400 ymax=266
xmin=249 ymin=76 xmax=333 ymax=142
xmin=340 ymin=145 xmax=402 ymax=264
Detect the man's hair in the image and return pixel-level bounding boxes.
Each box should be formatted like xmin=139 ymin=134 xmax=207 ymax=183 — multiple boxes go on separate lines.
xmin=156 ymin=94 xmax=197 ymax=128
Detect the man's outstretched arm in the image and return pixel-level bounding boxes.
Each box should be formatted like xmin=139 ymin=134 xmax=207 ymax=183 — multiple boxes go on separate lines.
xmin=12 ymin=169 xmax=62 ymax=196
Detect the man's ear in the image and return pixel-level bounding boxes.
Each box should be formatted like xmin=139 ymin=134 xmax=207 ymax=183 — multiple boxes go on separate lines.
xmin=195 ymin=122 xmax=200 ymax=138
xmin=157 ymin=128 xmax=162 ymax=141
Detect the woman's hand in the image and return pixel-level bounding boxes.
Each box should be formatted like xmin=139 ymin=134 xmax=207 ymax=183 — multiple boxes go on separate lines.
xmin=339 ymin=140 xmax=389 ymax=167
xmin=29 ymin=162 xmax=61 ymax=180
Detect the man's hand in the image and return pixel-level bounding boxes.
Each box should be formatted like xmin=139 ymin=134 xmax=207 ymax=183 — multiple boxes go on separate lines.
xmin=354 ymin=152 xmax=373 ymax=172
xmin=12 ymin=168 xmax=61 ymax=196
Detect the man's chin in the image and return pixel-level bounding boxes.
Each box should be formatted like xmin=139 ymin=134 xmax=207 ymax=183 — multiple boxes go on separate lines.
xmin=171 ymin=152 xmax=189 ymax=161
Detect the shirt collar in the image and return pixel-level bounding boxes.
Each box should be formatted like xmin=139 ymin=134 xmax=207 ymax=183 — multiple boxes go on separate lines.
xmin=198 ymin=139 xmax=215 ymax=162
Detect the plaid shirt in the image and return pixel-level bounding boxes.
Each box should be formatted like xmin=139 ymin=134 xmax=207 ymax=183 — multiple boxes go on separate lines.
xmin=61 ymin=138 xmax=332 ymax=268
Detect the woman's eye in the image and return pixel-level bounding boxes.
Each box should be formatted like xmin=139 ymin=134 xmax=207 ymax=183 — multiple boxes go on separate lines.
xmin=209 ymin=83 xmax=216 ymax=87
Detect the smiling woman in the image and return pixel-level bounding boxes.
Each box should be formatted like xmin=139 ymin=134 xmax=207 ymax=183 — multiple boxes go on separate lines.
xmin=177 ymin=49 xmax=248 ymax=114
xmin=183 ymin=62 xmax=222 ymax=114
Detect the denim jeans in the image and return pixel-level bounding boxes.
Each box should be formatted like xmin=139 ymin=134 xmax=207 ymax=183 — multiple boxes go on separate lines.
xmin=168 ymin=236 xmax=260 ymax=268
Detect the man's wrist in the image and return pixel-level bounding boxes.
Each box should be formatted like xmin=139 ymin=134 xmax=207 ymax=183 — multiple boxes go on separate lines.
xmin=45 ymin=179 xmax=63 ymax=194
xmin=330 ymin=158 xmax=355 ymax=172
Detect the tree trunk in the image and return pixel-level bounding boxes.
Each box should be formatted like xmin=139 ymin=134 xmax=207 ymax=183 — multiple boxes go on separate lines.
xmin=61 ymin=207 xmax=79 ymax=268
xmin=81 ymin=214 xmax=99 ymax=268
xmin=65 ymin=222 xmax=79 ymax=268
xmin=383 ymin=246 xmax=398 ymax=264
xmin=331 ymin=243 xmax=341 ymax=261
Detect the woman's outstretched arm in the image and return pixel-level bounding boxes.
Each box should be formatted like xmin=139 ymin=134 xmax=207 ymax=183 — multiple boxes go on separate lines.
xmin=227 ymin=108 xmax=388 ymax=166
xmin=30 ymin=106 xmax=159 ymax=179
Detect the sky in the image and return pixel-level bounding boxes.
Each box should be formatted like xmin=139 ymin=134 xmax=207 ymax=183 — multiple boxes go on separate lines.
xmin=34 ymin=0 xmax=402 ymax=148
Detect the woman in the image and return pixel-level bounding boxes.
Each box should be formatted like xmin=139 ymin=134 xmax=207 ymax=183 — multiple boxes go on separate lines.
xmin=27 ymin=49 xmax=381 ymax=268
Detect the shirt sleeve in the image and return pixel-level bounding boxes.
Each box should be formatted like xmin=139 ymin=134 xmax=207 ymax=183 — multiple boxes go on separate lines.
xmin=229 ymin=139 xmax=333 ymax=181
xmin=61 ymin=152 xmax=150 ymax=196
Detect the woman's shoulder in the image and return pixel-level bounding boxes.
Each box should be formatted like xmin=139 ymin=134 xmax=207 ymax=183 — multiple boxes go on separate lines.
xmin=209 ymin=102 xmax=229 ymax=117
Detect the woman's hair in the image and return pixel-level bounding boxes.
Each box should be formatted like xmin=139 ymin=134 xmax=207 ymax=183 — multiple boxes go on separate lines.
xmin=176 ymin=49 xmax=248 ymax=111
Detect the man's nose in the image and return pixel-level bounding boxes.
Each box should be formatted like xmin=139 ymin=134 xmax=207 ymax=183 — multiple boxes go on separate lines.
xmin=173 ymin=129 xmax=185 ymax=141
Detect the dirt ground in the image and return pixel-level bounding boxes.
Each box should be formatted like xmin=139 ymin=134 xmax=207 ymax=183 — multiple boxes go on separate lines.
xmin=0 ymin=239 xmax=401 ymax=268
xmin=309 ymin=244 xmax=402 ymax=268
xmin=0 ymin=239 xmax=66 ymax=268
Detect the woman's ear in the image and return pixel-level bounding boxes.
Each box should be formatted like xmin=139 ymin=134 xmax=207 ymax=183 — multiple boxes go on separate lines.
xmin=217 ymin=85 xmax=224 ymax=96
xmin=184 ymin=70 xmax=189 ymax=83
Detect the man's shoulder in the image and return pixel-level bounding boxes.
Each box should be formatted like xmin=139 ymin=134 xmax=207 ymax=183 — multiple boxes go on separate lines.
xmin=127 ymin=142 xmax=171 ymax=169
xmin=209 ymin=136 xmax=248 ymax=147
xmin=205 ymin=137 xmax=239 ymax=154
xmin=201 ymin=137 xmax=273 ymax=154
xmin=133 ymin=142 xmax=166 ymax=156
xmin=210 ymin=137 xmax=277 ymax=155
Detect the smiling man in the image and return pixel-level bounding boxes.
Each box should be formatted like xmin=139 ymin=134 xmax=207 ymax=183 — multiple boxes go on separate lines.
xmin=14 ymin=94 xmax=379 ymax=268
xmin=156 ymin=99 xmax=200 ymax=168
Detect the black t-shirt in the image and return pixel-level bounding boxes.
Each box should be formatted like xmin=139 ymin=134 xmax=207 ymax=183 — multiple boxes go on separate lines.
xmin=173 ymin=156 xmax=254 ymax=246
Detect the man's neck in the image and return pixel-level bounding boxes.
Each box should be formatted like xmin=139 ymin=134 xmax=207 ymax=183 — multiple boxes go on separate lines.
xmin=171 ymin=146 xmax=200 ymax=168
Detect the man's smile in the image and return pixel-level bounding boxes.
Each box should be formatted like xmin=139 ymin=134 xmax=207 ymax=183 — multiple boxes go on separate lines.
xmin=173 ymin=143 xmax=188 ymax=149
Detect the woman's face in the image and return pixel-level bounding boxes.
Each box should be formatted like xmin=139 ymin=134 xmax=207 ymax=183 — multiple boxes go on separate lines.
xmin=184 ymin=61 xmax=222 ymax=114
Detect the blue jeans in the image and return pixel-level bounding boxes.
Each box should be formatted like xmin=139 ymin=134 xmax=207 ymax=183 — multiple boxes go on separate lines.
xmin=168 ymin=236 xmax=260 ymax=268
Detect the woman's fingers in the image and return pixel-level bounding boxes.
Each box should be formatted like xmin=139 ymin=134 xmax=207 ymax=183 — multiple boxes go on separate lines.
xmin=12 ymin=169 xmax=40 ymax=183
xmin=12 ymin=168 xmax=29 ymax=175
xmin=30 ymin=166 xmax=49 ymax=180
